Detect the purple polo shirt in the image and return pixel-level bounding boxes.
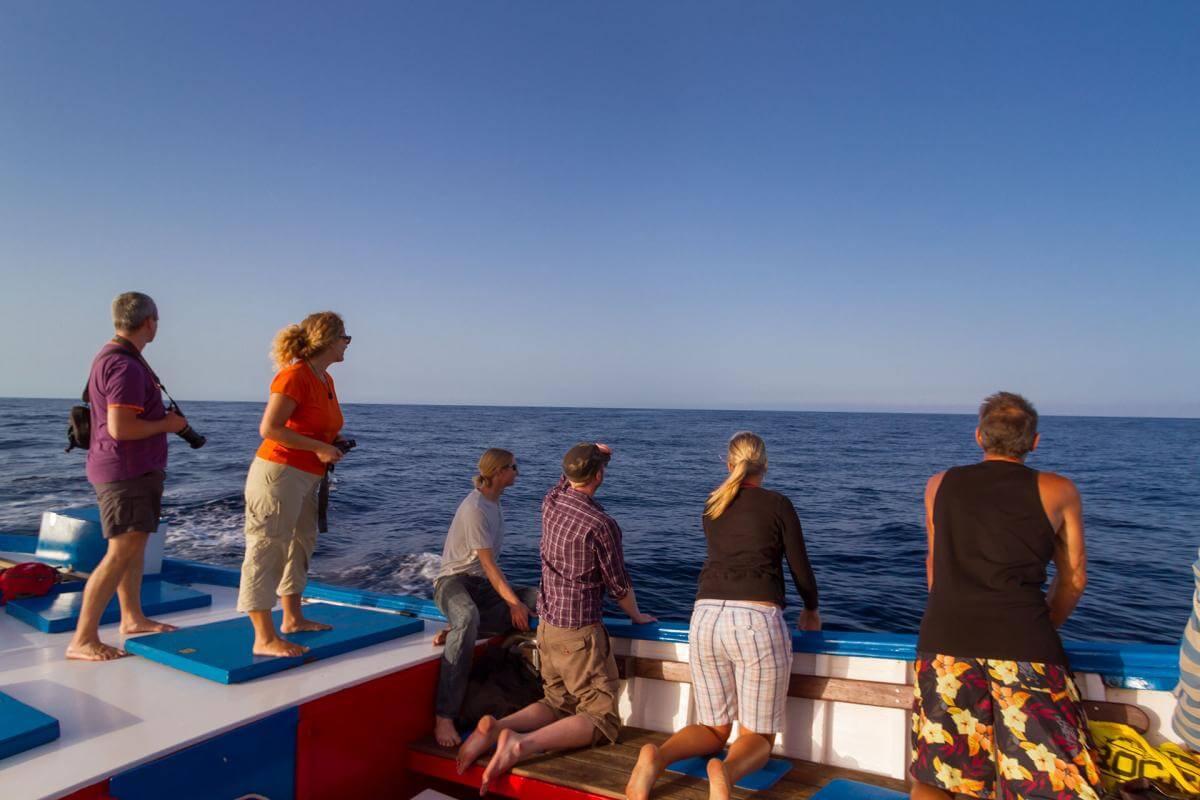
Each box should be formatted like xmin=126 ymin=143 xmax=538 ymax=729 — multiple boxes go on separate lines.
xmin=85 ymin=342 xmax=168 ymax=485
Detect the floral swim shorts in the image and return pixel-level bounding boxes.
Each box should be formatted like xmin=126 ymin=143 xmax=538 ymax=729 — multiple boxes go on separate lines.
xmin=910 ymin=653 xmax=1103 ymax=800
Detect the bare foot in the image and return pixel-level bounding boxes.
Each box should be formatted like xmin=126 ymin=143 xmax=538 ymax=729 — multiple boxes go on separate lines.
xmin=480 ymin=728 xmax=525 ymax=796
xmin=706 ymin=758 xmax=731 ymax=800
xmin=626 ymin=742 xmax=661 ymax=800
xmin=66 ymin=641 xmax=128 ymax=661
xmin=280 ymin=618 xmax=333 ymax=634
xmin=252 ymin=638 xmax=309 ymax=658
xmin=435 ymin=715 xmax=462 ymax=748
xmin=120 ymin=617 xmax=178 ymax=635
xmin=433 ymin=626 xmax=450 ymax=646
xmin=457 ymin=714 xmax=499 ymax=774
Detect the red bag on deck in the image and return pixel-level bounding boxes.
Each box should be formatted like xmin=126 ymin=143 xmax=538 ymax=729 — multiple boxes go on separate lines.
xmin=0 ymin=562 xmax=58 ymax=605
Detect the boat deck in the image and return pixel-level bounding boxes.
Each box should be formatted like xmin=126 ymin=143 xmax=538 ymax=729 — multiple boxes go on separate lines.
xmin=409 ymin=727 xmax=910 ymax=799
xmin=0 ymin=576 xmax=443 ymax=800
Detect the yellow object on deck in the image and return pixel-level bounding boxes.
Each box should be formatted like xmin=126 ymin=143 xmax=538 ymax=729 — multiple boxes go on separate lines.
xmin=1089 ymin=720 xmax=1200 ymax=794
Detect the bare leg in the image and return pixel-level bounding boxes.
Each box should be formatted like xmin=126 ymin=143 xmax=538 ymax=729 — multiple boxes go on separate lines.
xmin=117 ymin=549 xmax=177 ymax=634
xmin=627 ymin=723 xmax=731 ymax=800
xmin=707 ymin=729 xmax=773 ymax=800
xmin=279 ymin=593 xmax=332 ymax=633
xmin=248 ymin=609 xmax=308 ymax=657
xmin=910 ymin=782 xmax=954 ymax=800
xmin=66 ymin=532 xmax=149 ymax=661
xmin=456 ymin=702 xmax=558 ymax=774
xmin=480 ymin=714 xmax=595 ymax=795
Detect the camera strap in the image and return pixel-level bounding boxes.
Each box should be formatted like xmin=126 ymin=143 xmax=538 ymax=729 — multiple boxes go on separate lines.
xmin=103 ymin=336 xmax=181 ymax=409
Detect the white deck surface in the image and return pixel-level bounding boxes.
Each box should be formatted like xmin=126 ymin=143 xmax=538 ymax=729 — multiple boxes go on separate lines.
xmin=0 ymin=582 xmax=443 ymax=800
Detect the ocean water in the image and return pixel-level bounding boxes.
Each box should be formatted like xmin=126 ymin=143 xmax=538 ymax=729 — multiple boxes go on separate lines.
xmin=1 ymin=397 xmax=1197 ymax=644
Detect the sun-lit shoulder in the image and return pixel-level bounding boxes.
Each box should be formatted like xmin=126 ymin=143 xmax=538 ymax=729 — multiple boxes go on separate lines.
xmin=1037 ymin=470 xmax=1080 ymax=503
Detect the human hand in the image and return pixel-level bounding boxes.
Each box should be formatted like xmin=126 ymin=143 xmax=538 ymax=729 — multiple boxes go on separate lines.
xmin=630 ymin=611 xmax=657 ymax=625
xmin=798 ymin=609 xmax=821 ymax=632
xmin=315 ymin=443 xmax=343 ymax=464
xmin=160 ymin=410 xmax=189 ymax=434
xmin=509 ymin=601 xmax=531 ymax=632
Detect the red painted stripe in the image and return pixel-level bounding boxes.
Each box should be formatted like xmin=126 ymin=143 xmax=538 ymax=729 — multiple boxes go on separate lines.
xmin=407 ymin=750 xmax=611 ymax=800
xmin=58 ymin=781 xmax=112 ymax=799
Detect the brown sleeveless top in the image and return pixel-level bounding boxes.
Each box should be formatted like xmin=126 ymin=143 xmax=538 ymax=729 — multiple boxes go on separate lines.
xmin=917 ymin=460 xmax=1068 ymax=665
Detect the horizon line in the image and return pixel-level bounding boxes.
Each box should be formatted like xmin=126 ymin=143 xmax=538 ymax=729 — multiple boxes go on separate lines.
xmin=3 ymin=395 xmax=1197 ymax=422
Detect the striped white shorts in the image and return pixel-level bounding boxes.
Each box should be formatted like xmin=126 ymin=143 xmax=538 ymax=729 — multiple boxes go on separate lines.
xmin=688 ymin=599 xmax=792 ymax=734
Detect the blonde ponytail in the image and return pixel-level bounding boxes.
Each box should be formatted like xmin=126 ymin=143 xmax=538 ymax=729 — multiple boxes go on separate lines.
xmin=704 ymin=431 xmax=768 ymax=519
xmin=270 ymin=311 xmax=345 ymax=370
xmin=473 ymin=448 xmax=515 ymax=489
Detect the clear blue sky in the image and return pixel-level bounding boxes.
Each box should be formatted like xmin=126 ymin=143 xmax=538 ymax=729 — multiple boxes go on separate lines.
xmin=2 ymin=3 xmax=1196 ymax=416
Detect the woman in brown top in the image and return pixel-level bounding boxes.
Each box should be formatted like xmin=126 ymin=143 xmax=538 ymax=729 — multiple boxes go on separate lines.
xmin=626 ymin=432 xmax=820 ymax=800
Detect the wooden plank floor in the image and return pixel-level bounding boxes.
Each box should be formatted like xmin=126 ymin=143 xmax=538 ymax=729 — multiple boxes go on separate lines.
xmin=409 ymin=727 xmax=909 ymax=799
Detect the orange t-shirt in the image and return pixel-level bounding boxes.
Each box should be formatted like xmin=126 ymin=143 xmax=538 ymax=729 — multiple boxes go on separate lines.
xmin=255 ymin=362 xmax=344 ymax=476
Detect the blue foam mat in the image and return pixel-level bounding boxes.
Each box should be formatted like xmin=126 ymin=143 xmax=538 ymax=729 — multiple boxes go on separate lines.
xmin=124 ymin=603 xmax=425 ymax=684
xmin=0 ymin=691 xmax=60 ymax=761
xmin=666 ymin=751 xmax=792 ymax=791
xmin=810 ymin=779 xmax=906 ymax=800
xmin=5 ymin=579 xmax=212 ymax=633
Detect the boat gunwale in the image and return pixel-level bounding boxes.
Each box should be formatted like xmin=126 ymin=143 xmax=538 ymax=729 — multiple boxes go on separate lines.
xmin=0 ymin=532 xmax=1179 ymax=691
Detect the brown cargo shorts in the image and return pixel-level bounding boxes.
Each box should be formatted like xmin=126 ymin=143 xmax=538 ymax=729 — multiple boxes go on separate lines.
xmin=93 ymin=470 xmax=165 ymax=538
xmin=536 ymin=621 xmax=621 ymax=744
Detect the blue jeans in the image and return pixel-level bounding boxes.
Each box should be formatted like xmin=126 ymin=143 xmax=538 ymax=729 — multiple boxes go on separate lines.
xmin=433 ymin=573 xmax=539 ymax=719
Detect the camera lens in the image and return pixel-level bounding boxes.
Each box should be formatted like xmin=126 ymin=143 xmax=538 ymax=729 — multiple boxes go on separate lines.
xmin=177 ymin=425 xmax=206 ymax=449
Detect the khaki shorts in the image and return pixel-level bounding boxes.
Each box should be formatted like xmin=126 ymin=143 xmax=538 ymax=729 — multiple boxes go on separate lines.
xmin=537 ymin=621 xmax=621 ymax=744
xmin=93 ymin=470 xmax=165 ymax=538
xmin=237 ymin=457 xmax=322 ymax=612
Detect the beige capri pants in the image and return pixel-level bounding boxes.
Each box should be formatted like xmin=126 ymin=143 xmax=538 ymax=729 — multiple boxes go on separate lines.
xmin=237 ymin=456 xmax=323 ymax=612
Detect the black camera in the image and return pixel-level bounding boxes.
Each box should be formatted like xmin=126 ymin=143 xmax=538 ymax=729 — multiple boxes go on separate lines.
xmin=169 ymin=402 xmax=206 ymax=449
xmin=335 ymin=438 xmax=356 ymax=455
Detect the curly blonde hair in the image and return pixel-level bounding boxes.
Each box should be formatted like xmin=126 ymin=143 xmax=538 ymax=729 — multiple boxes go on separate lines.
xmin=270 ymin=311 xmax=345 ymax=370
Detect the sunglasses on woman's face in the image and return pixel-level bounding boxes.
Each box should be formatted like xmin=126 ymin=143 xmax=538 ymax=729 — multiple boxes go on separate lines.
xmin=339 ymin=334 xmax=352 ymax=344
xmin=504 ymin=464 xmax=519 ymax=473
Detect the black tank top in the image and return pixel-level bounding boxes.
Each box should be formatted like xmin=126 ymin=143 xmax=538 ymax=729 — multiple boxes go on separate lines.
xmin=917 ymin=460 xmax=1068 ymax=665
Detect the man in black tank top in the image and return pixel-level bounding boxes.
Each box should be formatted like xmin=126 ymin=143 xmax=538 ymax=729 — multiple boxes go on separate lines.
xmin=910 ymin=392 xmax=1102 ymax=800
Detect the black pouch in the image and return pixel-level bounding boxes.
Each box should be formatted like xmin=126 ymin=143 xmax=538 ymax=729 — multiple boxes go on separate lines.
xmin=65 ymin=379 xmax=91 ymax=453
xmin=65 ymin=404 xmax=90 ymax=452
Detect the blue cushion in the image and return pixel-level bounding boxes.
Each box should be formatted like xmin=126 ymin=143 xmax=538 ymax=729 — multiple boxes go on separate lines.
xmin=0 ymin=691 xmax=59 ymax=761
xmin=811 ymin=778 xmax=907 ymax=800
xmin=5 ymin=579 xmax=212 ymax=633
xmin=124 ymin=603 xmax=425 ymax=683
xmin=666 ymin=751 xmax=793 ymax=791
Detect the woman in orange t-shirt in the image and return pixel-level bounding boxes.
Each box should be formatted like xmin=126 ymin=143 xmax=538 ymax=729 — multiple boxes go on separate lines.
xmin=237 ymin=311 xmax=351 ymax=657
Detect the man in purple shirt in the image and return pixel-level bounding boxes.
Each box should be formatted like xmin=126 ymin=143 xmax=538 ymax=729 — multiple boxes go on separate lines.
xmin=66 ymin=292 xmax=189 ymax=662
xmin=457 ymin=442 xmax=656 ymax=792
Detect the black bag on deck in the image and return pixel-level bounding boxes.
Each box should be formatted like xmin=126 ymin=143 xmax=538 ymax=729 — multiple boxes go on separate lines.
xmin=457 ymin=636 xmax=543 ymax=731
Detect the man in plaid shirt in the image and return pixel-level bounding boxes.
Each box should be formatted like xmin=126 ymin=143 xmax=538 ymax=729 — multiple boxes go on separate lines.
xmin=457 ymin=442 xmax=656 ymax=791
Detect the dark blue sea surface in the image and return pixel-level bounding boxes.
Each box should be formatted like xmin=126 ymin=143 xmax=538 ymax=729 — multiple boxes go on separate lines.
xmin=0 ymin=398 xmax=1196 ymax=644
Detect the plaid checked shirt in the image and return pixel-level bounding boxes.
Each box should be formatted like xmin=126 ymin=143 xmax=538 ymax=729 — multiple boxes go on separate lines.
xmin=538 ymin=476 xmax=632 ymax=628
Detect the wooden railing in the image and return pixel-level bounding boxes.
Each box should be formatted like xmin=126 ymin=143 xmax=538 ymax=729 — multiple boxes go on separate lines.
xmin=616 ymin=655 xmax=1151 ymax=731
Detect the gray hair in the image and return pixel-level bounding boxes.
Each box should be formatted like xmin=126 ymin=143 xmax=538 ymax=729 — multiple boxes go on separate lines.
xmin=112 ymin=292 xmax=158 ymax=332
